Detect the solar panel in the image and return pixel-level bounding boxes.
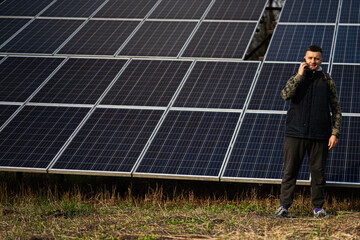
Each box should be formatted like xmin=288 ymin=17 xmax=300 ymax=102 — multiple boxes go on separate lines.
xmin=222 ymin=113 xmax=310 ymax=181
xmin=279 ymin=0 xmax=339 ymax=23
xmin=149 ymin=0 xmax=211 ymax=19
xmin=339 ymin=0 xmax=360 ymax=23
xmin=0 ymin=0 xmax=53 ymax=16
xmin=174 ymin=61 xmax=259 ymax=109
xmin=265 ymin=25 xmax=334 ymax=62
xmin=248 ymin=63 xmax=328 ymax=111
xmin=327 ymin=116 xmax=360 ymax=184
xmin=330 ymin=64 xmax=360 ymax=113
xmin=0 ymin=105 xmax=20 ymax=128
xmin=57 ymin=20 xmax=140 ymax=56
xmin=0 ymin=106 xmax=88 ymax=170
xmin=205 ymin=0 xmax=267 ymax=20
xmin=100 ymin=60 xmax=192 ymax=106
xmin=119 ymin=21 xmax=197 ymax=57
xmin=333 ymin=26 xmax=360 ymax=63
xmin=30 ymin=58 xmax=127 ymax=104
xmin=181 ymin=22 xmax=257 ymax=59
xmin=0 ymin=19 xmax=83 ymax=54
xmin=50 ymin=108 xmax=163 ymax=174
xmin=134 ymin=111 xmax=240 ymax=179
xmin=40 ymin=0 xmax=105 ymax=18
xmin=0 ymin=19 xmax=30 ymax=46
xmin=0 ymin=57 xmax=64 ymax=102
xmin=94 ymin=0 xmax=158 ymax=18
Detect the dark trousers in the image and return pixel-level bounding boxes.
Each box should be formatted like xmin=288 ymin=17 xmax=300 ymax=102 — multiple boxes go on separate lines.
xmin=280 ymin=136 xmax=328 ymax=209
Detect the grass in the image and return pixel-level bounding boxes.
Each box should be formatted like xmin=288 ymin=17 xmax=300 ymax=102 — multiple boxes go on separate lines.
xmin=1 ymin=173 xmax=360 ymax=239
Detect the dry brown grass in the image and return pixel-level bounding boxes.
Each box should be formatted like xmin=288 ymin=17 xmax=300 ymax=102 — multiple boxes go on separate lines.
xmin=0 ymin=174 xmax=360 ymax=239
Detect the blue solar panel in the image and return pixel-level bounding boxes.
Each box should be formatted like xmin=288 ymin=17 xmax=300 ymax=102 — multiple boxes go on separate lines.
xmin=0 ymin=106 xmax=88 ymax=170
xmin=0 ymin=19 xmax=30 ymax=46
xmin=0 ymin=19 xmax=83 ymax=54
xmin=330 ymin=64 xmax=360 ymax=113
xmin=101 ymin=60 xmax=192 ymax=106
xmin=205 ymin=0 xmax=267 ymax=20
xmin=333 ymin=26 xmax=360 ymax=63
xmin=135 ymin=111 xmax=240 ymax=178
xmin=31 ymin=58 xmax=127 ymax=104
xmin=327 ymin=116 xmax=360 ymax=184
xmin=182 ymin=22 xmax=257 ymax=59
xmin=0 ymin=57 xmax=64 ymax=102
xmin=265 ymin=25 xmax=334 ymax=62
xmin=40 ymin=0 xmax=105 ymax=17
xmin=340 ymin=0 xmax=360 ymax=23
xmin=248 ymin=63 xmax=328 ymax=111
xmin=58 ymin=20 xmax=140 ymax=56
xmin=279 ymin=0 xmax=339 ymax=23
xmin=0 ymin=105 xmax=19 ymax=128
xmin=94 ymin=0 xmax=158 ymax=18
xmin=0 ymin=0 xmax=53 ymax=16
xmin=223 ymin=113 xmax=310 ymax=181
xmin=149 ymin=0 xmax=211 ymax=19
xmin=119 ymin=21 xmax=196 ymax=57
xmin=50 ymin=109 xmax=163 ymax=174
xmin=174 ymin=61 xmax=259 ymax=109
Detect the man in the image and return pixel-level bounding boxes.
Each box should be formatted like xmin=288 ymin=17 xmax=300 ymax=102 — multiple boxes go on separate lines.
xmin=275 ymin=45 xmax=342 ymax=218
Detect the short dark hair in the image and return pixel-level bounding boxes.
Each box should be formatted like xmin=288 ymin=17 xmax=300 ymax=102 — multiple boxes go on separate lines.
xmin=306 ymin=45 xmax=322 ymax=53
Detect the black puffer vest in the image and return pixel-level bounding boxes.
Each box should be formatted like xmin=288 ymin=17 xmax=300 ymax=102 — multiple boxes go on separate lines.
xmin=285 ymin=69 xmax=332 ymax=140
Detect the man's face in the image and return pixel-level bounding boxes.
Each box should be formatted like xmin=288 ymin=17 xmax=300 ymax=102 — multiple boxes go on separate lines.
xmin=304 ymin=51 xmax=322 ymax=70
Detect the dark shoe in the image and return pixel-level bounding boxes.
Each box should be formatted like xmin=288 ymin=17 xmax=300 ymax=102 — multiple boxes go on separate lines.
xmin=275 ymin=206 xmax=288 ymax=218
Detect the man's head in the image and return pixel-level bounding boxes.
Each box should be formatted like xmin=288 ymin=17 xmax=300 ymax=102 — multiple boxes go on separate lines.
xmin=304 ymin=45 xmax=323 ymax=70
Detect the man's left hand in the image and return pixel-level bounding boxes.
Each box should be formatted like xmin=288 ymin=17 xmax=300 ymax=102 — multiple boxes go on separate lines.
xmin=328 ymin=135 xmax=338 ymax=150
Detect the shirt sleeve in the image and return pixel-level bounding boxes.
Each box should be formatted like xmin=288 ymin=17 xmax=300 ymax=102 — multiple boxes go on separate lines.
xmin=281 ymin=73 xmax=304 ymax=100
xmin=327 ymin=76 xmax=342 ymax=138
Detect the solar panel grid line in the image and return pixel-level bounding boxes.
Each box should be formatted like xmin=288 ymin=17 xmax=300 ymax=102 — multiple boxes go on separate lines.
xmin=0 ymin=16 xmax=33 ymax=19
xmin=33 ymin=0 xmax=58 ymax=17
xmin=0 ymin=102 xmax=23 ymax=106
xmin=327 ymin=0 xmax=343 ymax=73
xmin=26 ymin=102 xmax=93 ymax=109
xmin=170 ymin=107 xmax=242 ymax=113
xmin=0 ymin=57 xmax=69 ymax=133
xmin=97 ymin=105 xmax=167 ymax=111
xmin=35 ymin=16 xmax=88 ymax=21
xmin=46 ymin=59 xmax=133 ymax=171
xmin=202 ymin=19 xmax=259 ymax=23
xmin=52 ymin=19 xmax=91 ymax=54
xmin=0 ymin=19 xmax=34 ymax=50
xmin=176 ymin=0 xmax=217 ymax=57
xmin=130 ymin=60 xmax=197 ymax=174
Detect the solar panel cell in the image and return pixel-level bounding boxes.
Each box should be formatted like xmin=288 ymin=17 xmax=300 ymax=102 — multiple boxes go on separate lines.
xmin=265 ymin=25 xmax=334 ymax=62
xmin=333 ymin=26 xmax=360 ymax=63
xmin=58 ymin=20 xmax=139 ymax=55
xmin=0 ymin=57 xmax=64 ymax=102
xmin=0 ymin=19 xmax=30 ymax=46
xmin=31 ymin=58 xmax=127 ymax=104
xmin=206 ymin=0 xmax=267 ymax=20
xmin=0 ymin=19 xmax=83 ymax=54
xmin=149 ymin=0 xmax=211 ymax=19
xmin=135 ymin=111 xmax=239 ymax=177
xmin=182 ymin=22 xmax=256 ymax=59
xmin=0 ymin=0 xmax=53 ymax=16
xmin=279 ymin=0 xmax=339 ymax=23
xmin=101 ymin=60 xmax=192 ymax=106
xmin=119 ymin=21 xmax=196 ymax=57
xmin=40 ymin=0 xmax=105 ymax=17
xmin=174 ymin=61 xmax=259 ymax=109
xmin=340 ymin=0 xmax=360 ymax=23
xmin=330 ymin=65 xmax=360 ymax=113
xmin=0 ymin=105 xmax=19 ymax=128
xmin=94 ymin=0 xmax=158 ymax=18
xmin=50 ymin=108 xmax=163 ymax=173
xmin=327 ymin=116 xmax=360 ymax=184
xmin=0 ymin=106 xmax=88 ymax=169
